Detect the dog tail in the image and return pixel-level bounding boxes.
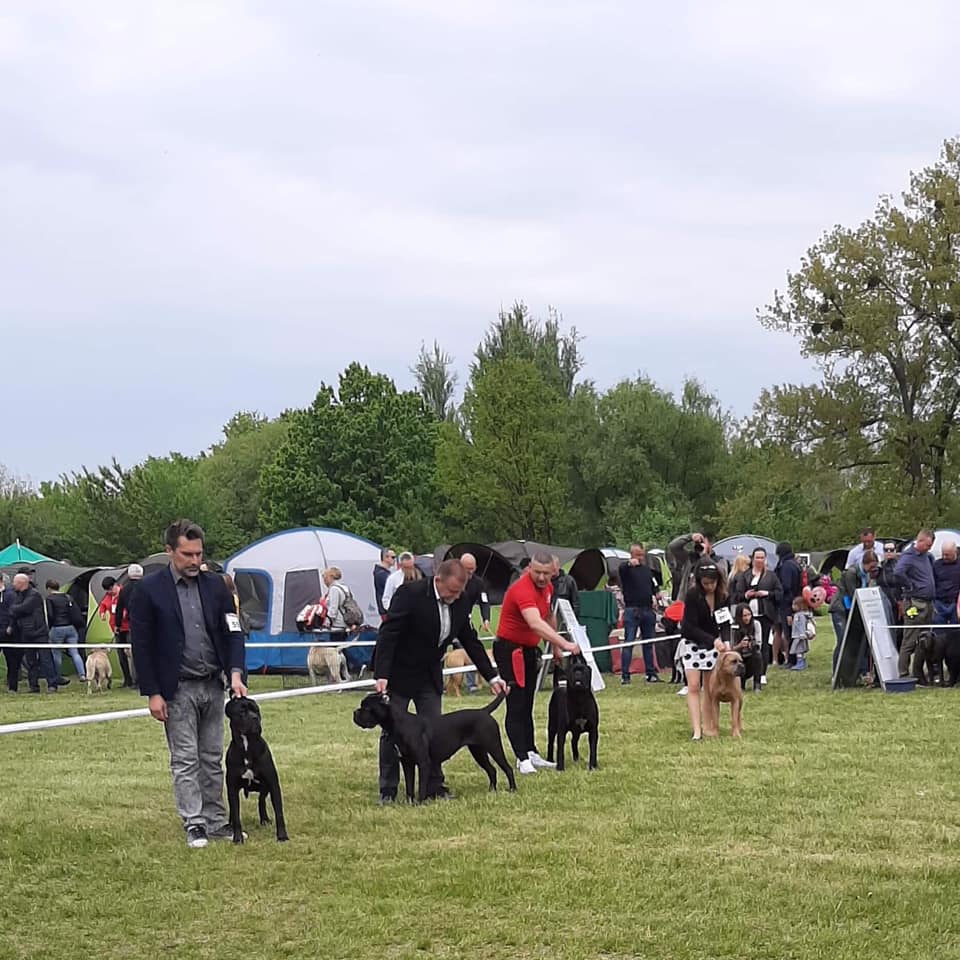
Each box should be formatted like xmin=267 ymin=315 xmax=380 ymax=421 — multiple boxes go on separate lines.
xmin=484 ymin=691 xmax=507 ymax=713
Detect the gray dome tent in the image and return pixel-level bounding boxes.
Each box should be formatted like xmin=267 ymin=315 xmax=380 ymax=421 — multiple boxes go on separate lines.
xmin=712 ymin=535 xmax=781 ymax=571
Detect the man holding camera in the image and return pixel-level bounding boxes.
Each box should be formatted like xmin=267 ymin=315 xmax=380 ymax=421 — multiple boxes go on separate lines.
xmin=667 ymin=532 xmax=728 ymax=601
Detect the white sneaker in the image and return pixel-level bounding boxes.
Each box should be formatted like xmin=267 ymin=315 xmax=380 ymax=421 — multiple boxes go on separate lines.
xmin=677 ymin=686 xmax=688 ymax=696
xmin=528 ymin=751 xmax=556 ymax=770
xmin=760 ymin=675 xmax=768 ymax=686
xmin=517 ymin=758 xmax=537 ymax=775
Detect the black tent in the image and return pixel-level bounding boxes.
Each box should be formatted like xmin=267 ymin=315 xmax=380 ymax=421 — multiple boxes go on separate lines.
xmin=490 ymin=540 xmax=581 ymax=570
xmin=569 ymin=547 xmax=630 ymax=590
xmin=438 ymin=542 xmax=517 ymax=605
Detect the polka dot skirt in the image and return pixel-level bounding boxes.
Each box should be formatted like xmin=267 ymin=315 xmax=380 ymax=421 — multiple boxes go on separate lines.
xmin=676 ymin=640 xmax=718 ymax=673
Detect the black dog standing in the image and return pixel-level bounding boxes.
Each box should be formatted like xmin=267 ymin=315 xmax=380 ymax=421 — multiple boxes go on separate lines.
xmin=546 ymin=655 xmax=599 ymax=771
xmin=353 ymin=691 xmax=516 ymax=802
xmin=225 ymin=697 xmax=288 ymax=843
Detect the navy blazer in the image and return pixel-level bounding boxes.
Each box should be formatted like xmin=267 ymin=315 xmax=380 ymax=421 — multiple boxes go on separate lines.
xmin=130 ymin=567 xmax=245 ymax=701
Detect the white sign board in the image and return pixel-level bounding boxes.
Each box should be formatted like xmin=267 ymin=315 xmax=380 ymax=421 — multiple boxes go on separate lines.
xmin=555 ymin=598 xmax=606 ymax=692
xmin=832 ymin=587 xmax=901 ymax=690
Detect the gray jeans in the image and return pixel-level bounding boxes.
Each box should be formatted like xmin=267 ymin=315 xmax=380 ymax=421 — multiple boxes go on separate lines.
xmin=163 ymin=678 xmax=227 ymax=832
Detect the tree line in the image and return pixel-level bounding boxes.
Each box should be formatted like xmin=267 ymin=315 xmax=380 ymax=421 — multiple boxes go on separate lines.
xmin=4 ymin=138 xmax=960 ymax=565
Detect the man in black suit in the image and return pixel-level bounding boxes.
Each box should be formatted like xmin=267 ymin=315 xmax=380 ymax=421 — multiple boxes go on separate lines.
xmin=130 ymin=519 xmax=246 ymax=849
xmin=373 ymin=558 xmax=508 ymax=803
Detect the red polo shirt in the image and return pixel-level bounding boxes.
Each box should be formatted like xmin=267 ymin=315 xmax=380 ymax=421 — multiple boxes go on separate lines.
xmin=498 ymin=573 xmax=552 ymax=647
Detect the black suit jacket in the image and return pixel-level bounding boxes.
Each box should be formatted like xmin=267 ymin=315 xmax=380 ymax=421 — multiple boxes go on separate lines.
xmin=374 ymin=578 xmax=497 ymax=696
xmin=130 ymin=568 xmax=245 ymax=701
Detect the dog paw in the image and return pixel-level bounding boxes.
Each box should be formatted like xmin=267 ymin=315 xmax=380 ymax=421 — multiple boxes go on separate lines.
xmin=232 ymin=834 xmax=245 ymax=844
xmin=259 ymin=817 xmax=272 ymax=826
xmin=277 ymin=833 xmax=289 ymax=843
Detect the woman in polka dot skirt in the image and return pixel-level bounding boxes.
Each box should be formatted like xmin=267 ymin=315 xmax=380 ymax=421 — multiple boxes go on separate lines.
xmin=678 ymin=562 xmax=730 ymax=740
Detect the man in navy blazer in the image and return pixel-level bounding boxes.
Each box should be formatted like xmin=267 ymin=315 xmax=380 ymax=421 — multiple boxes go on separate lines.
xmin=131 ymin=519 xmax=246 ymax=849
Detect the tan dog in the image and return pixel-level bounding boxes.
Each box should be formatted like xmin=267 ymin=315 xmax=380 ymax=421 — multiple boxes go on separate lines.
xmin=307 ymin=644 xmax=346 ymax=687
xmin=702 ymin=650 xmax=745 ymax=738
xmin=85 ymin=648 xmax=112 ymax=694
xmin=444 ymin=647 xmax=495 ymax=696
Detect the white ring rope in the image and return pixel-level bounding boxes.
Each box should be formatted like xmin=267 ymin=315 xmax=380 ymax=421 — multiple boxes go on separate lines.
xmin=0 ymin=634 xmax=680 ymax=736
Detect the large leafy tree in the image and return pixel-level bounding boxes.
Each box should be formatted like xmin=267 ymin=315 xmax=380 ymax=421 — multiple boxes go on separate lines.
xmin=571 ymin=377 xmax=730 ymax=544
xmin=260 ymin=363 xmax=441 ymax=548
xmin=437 ymin=357 xmax=577 ymax=543
xmin=197 ymin=412 xmax=291 ymax=556
xmin=757 ymin=138 xmax=960 ymax=525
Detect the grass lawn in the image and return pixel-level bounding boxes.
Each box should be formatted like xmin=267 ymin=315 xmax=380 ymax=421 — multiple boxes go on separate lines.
xmin=2 ymin=635 xmax=960 ymax=960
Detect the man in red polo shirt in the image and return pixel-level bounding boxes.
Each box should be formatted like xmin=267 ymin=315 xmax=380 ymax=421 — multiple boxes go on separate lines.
xmin=493 ymin=550 xmax=580 ymax=775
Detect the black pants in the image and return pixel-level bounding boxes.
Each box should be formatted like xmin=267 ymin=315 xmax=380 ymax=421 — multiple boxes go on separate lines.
xmin=115 ymin=631 xmax=134 ymax=686
xmin=25 ymin=645 xmax=58 ymax=691
xmin=493 ymin=640 xmax=540 ymax=761
xmin=4 ymin=646 xmax=24 ymax=690
xmin=378 ymin=686 xmax=443 ymax=798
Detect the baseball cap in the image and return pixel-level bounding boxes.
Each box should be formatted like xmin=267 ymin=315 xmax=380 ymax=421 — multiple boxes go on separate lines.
xmin=127 ymin=563 xmax=144 ymax=579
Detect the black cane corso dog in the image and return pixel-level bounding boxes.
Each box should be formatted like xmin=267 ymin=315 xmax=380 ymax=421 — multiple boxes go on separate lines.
xmin=352 ymin=691 xmax=516 ymax=802
xmin=224 ymin=696 xmax=288 ymax=843
xmin=546 ymin=654 xmax=599 ymax=771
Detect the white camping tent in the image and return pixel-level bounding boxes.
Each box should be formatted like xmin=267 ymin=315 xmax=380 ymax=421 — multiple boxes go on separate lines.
xmin=224 ymin=527 xmax=382 ymax=671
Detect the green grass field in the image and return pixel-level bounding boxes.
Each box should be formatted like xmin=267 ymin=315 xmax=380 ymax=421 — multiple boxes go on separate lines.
xmin=2 ymin=636 xmax=959 ymax=960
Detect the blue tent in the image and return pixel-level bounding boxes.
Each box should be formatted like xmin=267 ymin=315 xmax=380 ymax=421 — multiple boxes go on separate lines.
xmin=224 ymin=527 xmax=382 ymax=673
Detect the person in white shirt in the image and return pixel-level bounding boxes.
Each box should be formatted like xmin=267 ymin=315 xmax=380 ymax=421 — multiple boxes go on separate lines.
xmin=845 ymin=528 xmax=878 ymax=570
xmin=381 ymin=552 xmax=423 ymax=611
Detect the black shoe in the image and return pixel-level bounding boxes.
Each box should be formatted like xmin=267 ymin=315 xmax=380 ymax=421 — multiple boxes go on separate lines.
xmin=620 ymin=675 xmax=631 ymax=685
xmin=645 ymin=674 xmax=661 ymax=683
xmin=58 ymin=677 xmax=70 ymax=686
xmin=433 ymin=785 xmax=456 ymax=801
xmin=378 ymin=793 xmax=396 ymax=806
xmin=186 ymin=826 xmax=208 ymax=849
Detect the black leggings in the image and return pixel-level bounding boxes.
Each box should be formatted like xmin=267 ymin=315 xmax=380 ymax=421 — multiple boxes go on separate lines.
xmin=493 ymin=640 xmax=541 ymax=761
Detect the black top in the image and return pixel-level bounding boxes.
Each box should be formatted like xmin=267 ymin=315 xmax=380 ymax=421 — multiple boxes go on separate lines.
xmin=617 ymin=561 xmax=661 ymax=607
xmin=114 ymin=579 xmax=142 ymax=635
xmin=729 ymin=569 xmax=782 ymax=621
xmin=462 ymin=574 xmax=492 ymax=623
xmin=9 ymin=586 xmax=48 ymax=641
xmin=551 ymin=572 xmax=580 ymax=617
xmin=46 ymin=592 xmax=81 ymax=628
xmin=374 ymin=577 xmax=497 ymax=697
xmin=373 ymin=565 xmax=391 ymax=615
xmin=680 ymin=586 xmax=728 ymax=650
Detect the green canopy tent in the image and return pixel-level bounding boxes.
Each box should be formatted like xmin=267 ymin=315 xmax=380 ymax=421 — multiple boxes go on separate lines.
xmin=0 ymin=542 xmax=55 ymax=566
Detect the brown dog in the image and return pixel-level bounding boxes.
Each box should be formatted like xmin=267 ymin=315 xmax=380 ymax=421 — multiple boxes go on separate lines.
xmin=444 ymin=647 xmax=496 ymax=696
xmin=85 ymin=648 xmax=112 ymax=694
xmin=702 ymin=650 xmax=745 ymax=738
xmin=307 ymin=645 xmax=347 ymax=687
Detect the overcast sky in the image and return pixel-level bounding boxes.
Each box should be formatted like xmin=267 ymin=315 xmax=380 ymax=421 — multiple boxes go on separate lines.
xmin=2 ymin=1 xmax=957 ymax=482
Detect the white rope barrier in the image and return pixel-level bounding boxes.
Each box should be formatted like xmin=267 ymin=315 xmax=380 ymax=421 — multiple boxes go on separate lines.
xmin=0 ymin=633 xmax=679 ymax=652
xmin=0 ymin=633 xmax=681 ymax=737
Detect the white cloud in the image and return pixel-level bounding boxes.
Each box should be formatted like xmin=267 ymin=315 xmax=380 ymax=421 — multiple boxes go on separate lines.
xmin=1 ymin=0 xmax=956 ymax=478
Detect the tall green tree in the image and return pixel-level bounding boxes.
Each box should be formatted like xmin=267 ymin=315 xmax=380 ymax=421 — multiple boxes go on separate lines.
xmin=411 ymin=341 xmax=458 ymax=421
xmin=259 ymin=363 xmax=441 ymax=549
xmin=198 ymin=412 xmax=291 ymax=556
xmin=757 ymin=137 xmax=960 ymax=527
xmin=473 ymin=302 xmax=583 ymax=398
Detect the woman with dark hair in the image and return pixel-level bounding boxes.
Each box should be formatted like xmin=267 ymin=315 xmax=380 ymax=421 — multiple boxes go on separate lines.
xmin=729 ymin=547 xmax=782 ymax=685
xmin=679 ymin=563 xmax=729 ymax=740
